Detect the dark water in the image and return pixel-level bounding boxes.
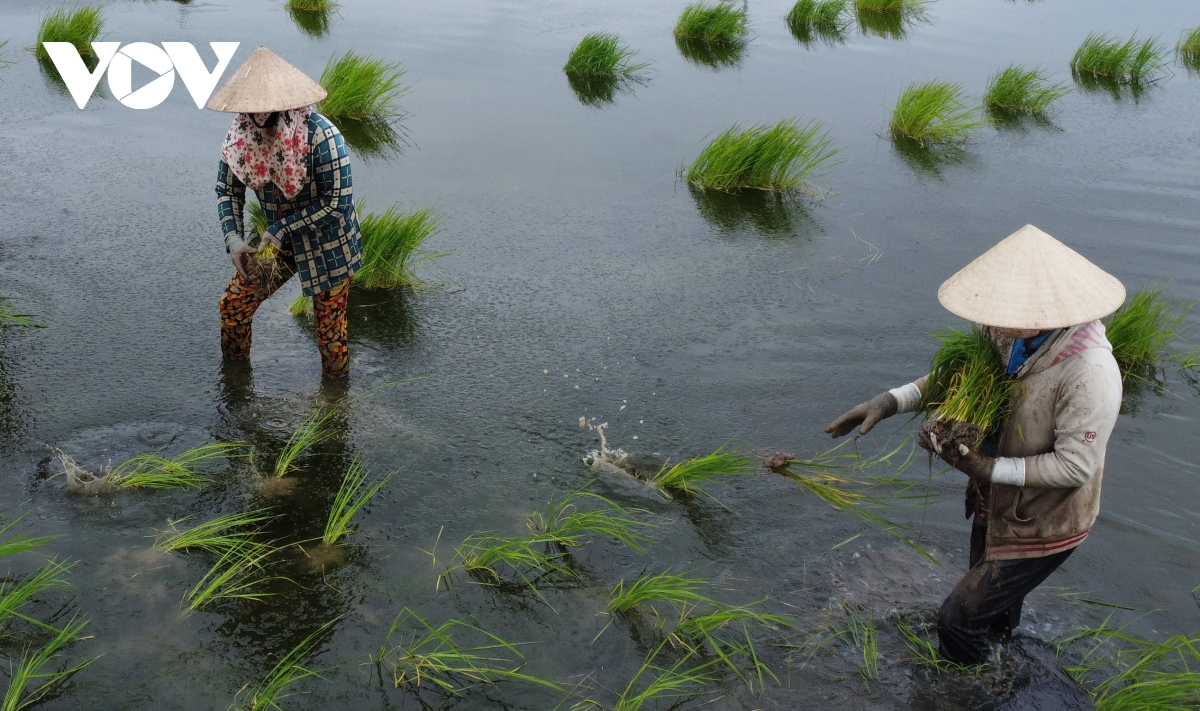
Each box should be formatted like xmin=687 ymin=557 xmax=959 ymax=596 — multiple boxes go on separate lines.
xmin=1 ymin=0 xmax=1199 ymax=708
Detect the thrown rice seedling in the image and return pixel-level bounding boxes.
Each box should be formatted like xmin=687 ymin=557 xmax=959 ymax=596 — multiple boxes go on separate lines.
xmin=34 ymin=6 xmax=103 ymax=61
xmin=0 ymin=559 xmax=74 ymax=631
xmin=890 ymin=80 xmax=983 ymax=146
xmin=917 ymin=326 xmax=1017 ymax=455
xmin=1 ymin=616 xmax=94 ymax=711
xmin=321 ymin=456 xmax=392 ymax=547
xmin=572 ymin=644 xmax=719 ymax=711
xmin=355 ymin=206 xmax=441 ymax=290
xmin=686 ymin=119 xmax=838 ymax=194
xmin=527 ymin=491 xmax=652 ymax=552
xmin=786 ymin=0 xmax=849 ymax=45
xmin=0 ymin=514 xmax=57 ymax=559
xmin=1180 ymin=27 xmax=1200 ymax=73
xmin=1103 ymin=286 xmax=1192 ymax=385
xmin=107 ymin=442 xmax=246 ymax=490
xmin=0 ymin=296 xmax=41 ymax=328
xmin=375 ymin=608 xmax=561 ymax=694
xmin=564 ymin=33 xmax=649 ymax=78
xmin=1071 ymin=33 xmax=1166 ymax=85
xmin=607 ymin=571 xmax=711 ymax=616
xmin=183 ymin=541 xmax=282 ymax=612
xmin=156 ymin=508 xmax=273 ymax=558
xmin=1057 ymin=621 xmax=1200 ymax=709
xmin=449 ymin=532 xmax=576 ymax=595
xmin=897 ymin=611 xmax=986 ymax=674
xmin=674 ymin=2 xmax=748 ymax=44
xmin=230 ymin=618 xmax=338 ymax=711
xmin=287 ymin=0 xmax=334 ymax=10
xmin=647 ymin=446 xmax=757 ymax=499
xmin=286 ymin=0 xmax=335 ymax=35
xmin=288 ymin=294 xmax=312 ymax=318
xmin=984 ymin=65 xmax=1070 ymax=115
xmin=272 ymin=409 xmax=336 ymax=478
xmin=319 ymin=51 xmax=407 ymax=123
xmin=831 ymin=607 xmax=879 ymax=690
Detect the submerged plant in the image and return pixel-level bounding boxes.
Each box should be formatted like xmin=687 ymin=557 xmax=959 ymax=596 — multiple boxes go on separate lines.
xmin=1102 ymin=286 xmax=1192 ymax=385
xmin=674 ymin=2 xmax=749 ymax=44
xmin=231 ymin=618 xmax=338 ymax=711
xmin=1 ymin=616 xmax=95 ymax=711
xmin=34 ymin=6 xmax=104 ymax=61
xmin=1180 ymin=27 xmax=1200 ymax=73
xmin=1058 ymin=622 xmax=1200 ymax=710
xmin=983 ymin=65 xmax=1070 ymax=115
xmin=786 ymin=0 xmax=849 ymax=44
xmin=319 ymin=51 xmax=407 ymax=123
xmin=322 ymin=456 xmax=392 ymax=547
xmin=157 ymin=509 xmax=274 ymax=558
xmin=0 ymin=296 xmax=41 ymax=328
xmin=527 ymin=491 xmax=651 ymax=552
xmin=108 ymin=442 xmax=246 ymax=490
xmin=356 ymin=206 xmax=441 ymax=290
xmin=890 ymin=80 xmax=982 ymax=146
xmin=647 ymin=446 xmax=757 ymax=498
xmin=1070 ymin=33 xmax=1166 ymax=85
xmin=686 ymin=120 xmax=838 ymax=194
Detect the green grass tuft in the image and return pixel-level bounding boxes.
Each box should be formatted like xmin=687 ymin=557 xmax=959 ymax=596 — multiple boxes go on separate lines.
xmin=1103 ymin=286 xmax=1192 ymax=385
xmin=319 ymin=51 xmax=407 ymax=123
xmin=1180 ymin=27 xmax=1200 ymax=73
xmin=890 ymin=80 xmax=983 ymax=146
xmin=450 ymin=532 xmax=577 ymax=595
xmin=564 ymin=33 xmax=648 ymax=77
xmin=786 ymin=0 xmax=849 ymax=44
xmin=674 ymin=2 xmax=749 ymax=44
xmin=608 ymin=571 xmax=710 ymax=616
xmin=648 ymin=446 xmax=757 ymax=499
xmin=322 ymin=456 xmax=392 ymax=547
xmin=286 ymin=0 xmax=333 ymax=11
xmin=853 ymin=0 xmax=927 ymax=39
xmin=686 ymin=119 xmax=838 ymax=194
xmin=35 ymin=6 xmax=103 ymax=61
xmin=231 ymin=618 xmax=338 ymax=711
xmin=356 ymin=206 xmax=441 ymax=290
xmin=984 ymin=65 xmax=1070 ymax=115
xmin=1070 ymin=33 xmax=1166 ymax=84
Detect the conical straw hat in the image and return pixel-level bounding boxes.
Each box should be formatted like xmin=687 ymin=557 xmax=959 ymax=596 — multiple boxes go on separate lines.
xmin=937 ymin=225 xmax=1126 ymax=329
xmin=206 ymin=46 xmax=326 ymax=112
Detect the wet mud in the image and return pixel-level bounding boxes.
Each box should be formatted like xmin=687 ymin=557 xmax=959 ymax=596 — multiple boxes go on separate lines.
xmin=919 ymin=418 xmax=984 ymax=456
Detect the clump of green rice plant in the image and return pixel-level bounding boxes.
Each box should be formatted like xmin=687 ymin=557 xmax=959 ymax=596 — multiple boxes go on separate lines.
xmin=1103 ymin=286 xmax=1192 ymax=385
xmin=319 ymin=51 xmax=407 ymax=123
xmin=786 ymin=0 xmax=849 ymax=44
xmin=246 ymin=199 xmax=269 ymax=240
xmin=983 ymin=65 xmax=1070 ymax=115
xmin=273 ymin=409 xmax=336 ymax=478
xmin=449 ymin=532 xmax=577 ymax=595
xmin=288 ymin=294 xmax=312 ymax=318
xmin=897 ymin=611 xmax=986 ymax=674
xmin=0 ymin=560 xmax=74 ymax=631
xmin=571 ymin=644 xmax=719 ymax=710
xmin=355 ymin=206 xmax=441 ymax=290
xmin=686 ymin=120 xmax=838 ymax=194
xmin=674 ymin=3 xmax=748 ymax=44
xmin=607 ymin=571 xmax=711 ymax=616
xmin=287 ymin=0 xmax=334 ymax=10
xmin=2 ymin=615 xmax=95 ymax=711
xmin=674 ymin=36 xmax=744 ymax=69
xmin=375 ymin=608 xmax=561 ymax=694
xmin=321 ymin=456 xmax=393 ymax=547
xmin=922 ymin=327 xmax=1016 ymax=436
xmin=108 ymin=442 xmax=246 ymax=490
xmin=0 ymin=296 xmax=42 ymax=328
xmin=647 ymin=446 xmax=757 ymax=499
xmin=1057 ymin=621 xmax=1200 ymax=709
xmin=564 ymin=33 xmax=648 ymax=78
xmin=286 ymin=1 xmax=332 ymax=37
xmin=231 ymin=617 xmax=338 ymax=711
xmin=156 ymin=509 xmax=274 ymax=558
xmin=34 ymin=6 xmax=104 ymax=61
xmin=527 ymin=491 xmax=652 ymax=552
xmin=890 ymin=81 xmax=983 ymax=146
xmin=183 ymin=541 xmax=282 ymax=612
xmin=1180 ymin=27 xmax=1200 ymax=73
xmin=1070 ymin=33 xmax=1166 ymax=85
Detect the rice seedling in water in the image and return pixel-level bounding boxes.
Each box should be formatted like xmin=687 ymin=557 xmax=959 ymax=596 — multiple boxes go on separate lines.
xmin=1 ymin=616 xmax=94 ymax=711
xmin=1071 ymin=33 xmax=1166 ymax=85
xmin=527 ymin=491 xmax=651 ymax=552
xmin=647 ymin=446 xmax=757 ymax=499
xmin=686 ymin=120 xmax=838 ymax=194
xmin=376 ymin=608 xmax=561 ymax=694
xmin=572 ymin=643 xmax=719 ymax=710
xmin=230 ymin=617 xmax=338 ymax=711
xmin=1180 ymin=27 xmax=1200 ymax=73
xmin=564 ymin=33 xmax=649 ymax=78
xmin=272 ymin=408 xmax=336 ymax=478
xmin=355 ymin=206 xmax=441 ymax=290
xmin=896 ymin=611 xmax=986 ymax=674
xmin=1057 ymin=621 xmax=1200 ymax=709
xmin=983 ymin=65 xmax=1069 ymax=116
xmin=285 ymin=0 xmax=335 ymax=36
xmin=0 ymin=296 xmax=41 ymax=328
xmin=827 ymin=607 xmax=879 ymax=690
xmin=319 ymin=51 xmax=407 ymax=123
xmin=1102 ymin=286 xmax=1192 ymax=385
xmin=674 ymin=3 xmax=748 ymax=44
xmin=0 ymin=559 xmax=74 ymax=631
xmin=321 ymin=456 xmax=392 ymax=547
xmin=786 ymin=0 xmax=849 ymax=45
xmin=890 ymin=81 xmax=982 ymax=147
xmin=108 ymin=442 xmax=246 ymax=490
xmin=34 ymin=6 xmax=103 ymax=61
xmin=156 ymin=509 xmax=273 ymax=558
xmin=287 ymin=0 xmax=333 ymax=9
xmin=449 ymin=532 xmax=576 ymax=596
xmin=607 ymin=571 xmax=711 ymax=616
xmin=0 ymin=514 xmax=57 ymax=559
xmin=184 ymin=541 xmax=282 ymax=612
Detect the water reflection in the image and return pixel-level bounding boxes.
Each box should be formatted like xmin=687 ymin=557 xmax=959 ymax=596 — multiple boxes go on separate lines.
xmin=336 ymin=116 xmax=405 ymax=160
xmin=565 ymin=72 xmax=647 ymax=107
xmin=855 ymin=6 xmax=929 ymax=40
xmin=985 ymin=107 xmax=1062 ymax=133
xmin=287 ymin=6 xmax=333 ymax=37
xmin=1070 ymin=70 xmax=1155 ymax=102
xmin=674 ymin=37 xmax=744 ymax=70
xmin=890 ymin=136 xmax=975 ymax=179
xmin=688 ymin=184 xmax=815 ymax=237
xmin=787 ymin=19 xmax=849 ymax=47
xmin=348 ymin=287 xmax=420 ymax=349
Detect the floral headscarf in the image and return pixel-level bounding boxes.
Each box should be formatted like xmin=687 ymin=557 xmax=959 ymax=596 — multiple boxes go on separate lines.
xmin=221 ymin=107 xmax=312 ymax=199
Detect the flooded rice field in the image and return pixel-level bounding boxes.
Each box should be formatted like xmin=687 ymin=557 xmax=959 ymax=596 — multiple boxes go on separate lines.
xmin=1 ymin=0 xmax=1199 ymax=708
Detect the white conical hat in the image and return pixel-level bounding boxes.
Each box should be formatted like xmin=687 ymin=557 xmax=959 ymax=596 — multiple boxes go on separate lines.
xmin=938 ymin=225 xmax=1126 ymax=329
xmin=206 ymin=46 xmax=326 ymax=112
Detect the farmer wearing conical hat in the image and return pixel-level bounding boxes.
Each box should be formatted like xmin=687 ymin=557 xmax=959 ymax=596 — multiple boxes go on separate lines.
xmin=825 ymin=225 xmax=1125 ymax=664
xmin=208 ymin=47 xmax=362 ymax=378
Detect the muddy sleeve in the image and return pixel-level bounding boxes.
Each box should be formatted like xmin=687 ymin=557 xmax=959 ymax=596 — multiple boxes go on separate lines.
xmin=1022 ymin=356 xmax=1122 ymax=488
xmin=215 ymin=160 xmax=246 ymax=252
xmin=266 ymin=124 xmax=353 ymax=245
xmin=889 ymin=375 xmax=929 ymax=414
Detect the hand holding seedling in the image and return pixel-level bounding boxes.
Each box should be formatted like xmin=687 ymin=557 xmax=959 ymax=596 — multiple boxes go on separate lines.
xmin=935 ymin=441 xmax=995 ymax=482
xmin=825 ymin=391 xmax=898 ymax=438
xmin=229 ymin=242 xmax=259 ymax=281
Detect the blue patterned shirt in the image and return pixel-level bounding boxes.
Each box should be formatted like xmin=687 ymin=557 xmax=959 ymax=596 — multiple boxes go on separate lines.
xmin=216 ymin=112 xmax=362 ymax=296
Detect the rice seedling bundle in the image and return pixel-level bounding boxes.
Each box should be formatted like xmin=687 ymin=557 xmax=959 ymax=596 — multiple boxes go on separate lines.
xmin=0 ymin=560 xmax=73 ymax=630
xmin=273 ymin=409 xmax=336 ymax=478
xmin=574 ymin=644 xmax=719 ymax=711
xmin=786 ymin=0 xmax=849 ymax=43
xmin=918 ymin=327 xmax=1017 ymax=454
xmin=1102 ymin=286 xmax=1191 ymax=384
xmin=231 ymin=618 xmax=337 ymax=711
xmin=527 ymin=491 xmax=652 ymax=552
xmin=1180 ymin=27 xmax=1200 ymax=72
xmin=319 ymin=51 xmax=407 ymax=123
xmin=2 ymin=615 xmax=95 ymax=711
xmin=1057 ymin=623 xmax=1200 ymax=710
xmin=183 ymin=540 xmax=283 ymax=612
xmin=983 ymin=65 xmax=1070 ymax=115
xmin=356 ymin=206 xmax=440 ymax=290
xmin=607 ymin=571 xmax=712 ymax=616
xmin=564 ymin=33 xmax=649 ymax=78
xmin=1070 ymin=33 xmax=1166 ymax=84
xmin=156 ymin=509 xmax=273 ymax=557
xmin=451 ymin=532 xmax=576 ymax=592
xmin=35 ymin=6 xmax=103 ymax=61
xmin=686 ymin=120 xmax=838 ymax=194
xmin=0 ymin=514 xmax=57 ymax=560
xmin=674 ymin=2 xmax=749 ymax=44
xmin=890 ymin=80 xmax=982 ymax=146
xmin=322 ymin=456 xmax=393 ymax=547
xmin=247 ymin=199 xmax=269 ymax=240
xmin=0 ymin=296 xmax=40 ymax=328
xmin=109 ymin=442 xmax=246 ymax=490
xmin=853 ymin=0 xmax=926 ymax=39
xmin=647 ymin=446 xmax=757 ymax=499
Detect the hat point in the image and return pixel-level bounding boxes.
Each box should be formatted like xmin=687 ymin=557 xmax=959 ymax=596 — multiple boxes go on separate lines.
xmin=206 ymin=46 xmax=327 ymax=113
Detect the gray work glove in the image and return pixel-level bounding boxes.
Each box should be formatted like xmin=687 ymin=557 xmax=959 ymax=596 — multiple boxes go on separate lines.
xmin=825 ymin=392 xmax=899 ymax=438
xmin=938 ymin=442 xmax=996 ymax=483
xmin=229 ymin=242 xmax=260 ymax=282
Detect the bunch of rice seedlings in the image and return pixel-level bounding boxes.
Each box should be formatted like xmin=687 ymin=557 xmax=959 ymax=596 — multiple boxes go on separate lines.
xmin=156 ymin=509 xmax=274 ymax=558
xmin=896 ymin=611 xmax=986 ymax=673
xmin=0 ymin=296 xmax=41 ymax=328
xmin=983 ymin=65 xmax=1070 ymax=115
xmin=571 ymin=644 xmax=719 ymax=711
xmin=686 ymin=119 xmax=838 ymax=194
xmin=607 ymin=571 xmax=711 ymax=617
xmin=285 ymin=0 xmax=334 ymax=36
xmin=674 ymin=3 xmax=748 ymax=44
xmin=786 ymin=0 xmax=849 ymax=44
xmin=647 ymin=446 xmax=757 ymax=499
xmin=449 ymin=532 xmax=576 ymax=594
xmin=922 ymin=327 xmax=1016 ymax=438
xmin=247 ymin=199 xmax=270 ymax=240
xmin=321 ymin=456 xmax=393 ymax=547
xmin=272 ymin=409 xmax=336 ymax=478
xmin=355 ymin=206 xmax=441 ymax=290
xmin=527 ymin=491 xmax=651 ymax=552
xmin=1058 ymin=622 xmax=1200 ymax=709
xmin=34 ymin=6 xmax=103 ymax=61
xmin=1102 ymin=286 xmax=1192 ymax=384
xmin=0 ymin=560 xmax=74 ymax=630
xmin=231 ymin=618 xmax=338 ymax=711
xmin=107 ymin=442 xmax=245 ymax=490
xmin=1 ymin=616 xmax=95 ymax=711
xmin=0 ymin=514 xmax=57 ymax=559
xmin=1070 ymin=33 xmax=1166 ymax=85
xmin=1180 ymin=27 xmax=1200 ymax=73
xmin=890 ymin=81 xmax=983 ymax=146
xmin=564 ymin=33 xmax=649 ymax=78
xmin=183 ymin=541 xmax=282 ymax=612
xmin=674 ymin=35 xmax=744 ymax=69
xmin=319 ymin=51 xmax=407 ymax=123
xmin=376 ymin=608 xmax=561 ymax=694
xmin=287 ymin=0 xmax=334 ymax=9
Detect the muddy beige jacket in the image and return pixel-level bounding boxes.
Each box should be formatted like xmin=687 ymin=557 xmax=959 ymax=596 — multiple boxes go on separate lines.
xmin=890 ymin=321 xmax=1123 ymax=561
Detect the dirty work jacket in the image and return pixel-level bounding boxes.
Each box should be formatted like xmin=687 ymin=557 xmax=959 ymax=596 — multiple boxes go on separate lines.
xmin=889 ymin=321 xmax=1123 ymax=561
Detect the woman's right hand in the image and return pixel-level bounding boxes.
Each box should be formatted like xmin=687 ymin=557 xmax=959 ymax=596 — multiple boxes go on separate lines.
xmin=230 ymin=242 xmax=259 ymax=282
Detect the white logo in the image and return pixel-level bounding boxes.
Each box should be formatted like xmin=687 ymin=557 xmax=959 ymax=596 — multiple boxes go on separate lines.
xmin=41 ymin=41 xmax=239 ymax=110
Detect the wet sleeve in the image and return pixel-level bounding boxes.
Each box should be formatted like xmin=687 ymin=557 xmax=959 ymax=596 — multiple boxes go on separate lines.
xmin=1022 ymin=356 xmax=1123 ymax=488
xmin=215 ymin=160 xmax=246 ymax=252
xmin=266 ymin=125 xmax=353 ymax=245
xmin=889 ymin=375 xmax=929 ymax=414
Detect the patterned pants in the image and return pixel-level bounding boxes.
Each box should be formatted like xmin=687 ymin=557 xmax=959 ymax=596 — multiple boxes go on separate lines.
xmin=219 ymin=262 xmax=352 ymax=378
